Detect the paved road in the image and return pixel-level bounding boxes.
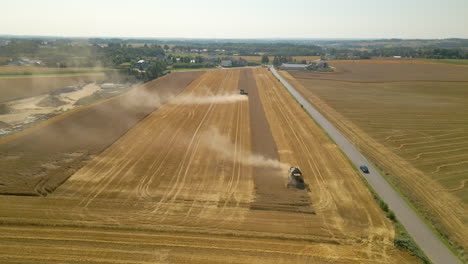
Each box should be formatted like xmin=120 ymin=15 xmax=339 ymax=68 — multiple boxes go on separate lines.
xmin=269 ymin=66 xmax=460 ymax=264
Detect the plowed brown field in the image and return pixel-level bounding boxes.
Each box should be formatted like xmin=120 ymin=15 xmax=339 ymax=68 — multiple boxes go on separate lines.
xmin=0 ymin=68 xmax=417 ymax=263
xmin=0 ymin=66 xmax=109 ymax=73
xmin=284 ymin=62 xmax=468 ymax=259
xmin=0 ymin=71 xmax=203 ymax=196
xmin=0 ymin=74 xmax=107 ymax=101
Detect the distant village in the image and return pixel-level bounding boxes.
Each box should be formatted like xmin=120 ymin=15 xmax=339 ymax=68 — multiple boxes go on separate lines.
xmin=7 ymin=55 xmax=330 ymax=73
xmin=1 ymin=39 xmax=331 ymax=72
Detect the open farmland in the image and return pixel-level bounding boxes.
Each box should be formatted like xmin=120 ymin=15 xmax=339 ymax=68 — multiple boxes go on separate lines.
xmin=295 ymin=60 xmax=468 ymax=82
xmin=0 ymin=66 xmax=111 ymax=74
xmin=425 ymin=59 xmax=468 ymax=66
xmin=283 ymin=62 xmax=468 ymax=259
xmin=0 ymin=71 xmax=202 ymax=195
xmin=0 ymin=68 xmax=417 ymax=263
xmin=329 ymin=58 xmax=468 ymax=67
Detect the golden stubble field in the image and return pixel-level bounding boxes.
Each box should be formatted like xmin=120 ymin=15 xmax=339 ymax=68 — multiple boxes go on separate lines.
xmin=284 ymin=61 xmax=468 ymax=259
xmin=0 ymin=68 xmax=417 ymax=263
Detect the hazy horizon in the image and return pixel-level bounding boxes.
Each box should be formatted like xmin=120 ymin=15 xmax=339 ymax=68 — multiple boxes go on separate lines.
xmin=2 ymin=0 xmax=468 ymax=39
xmin=2 ymin=34 xmax=467 ymax=41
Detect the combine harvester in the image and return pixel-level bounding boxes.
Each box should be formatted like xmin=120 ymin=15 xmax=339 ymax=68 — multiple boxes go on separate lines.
xmin=287 ymin=166 xmax=310 ymax=191
xmin=239 ymin=89 xmax=248 ymax=95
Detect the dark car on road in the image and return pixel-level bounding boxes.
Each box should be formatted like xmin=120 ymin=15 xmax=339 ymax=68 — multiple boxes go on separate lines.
xmin=360 ymin=165 xmax=369 ymax=174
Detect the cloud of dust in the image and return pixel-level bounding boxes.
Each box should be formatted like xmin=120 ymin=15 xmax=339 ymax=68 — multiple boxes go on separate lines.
xmin=119 ymin=83 xmax=169 ymax=109
xmin=170 ymin=93 xmax=247 ymax=105
xmin=200 ymin=127 xmax=290 ymax=175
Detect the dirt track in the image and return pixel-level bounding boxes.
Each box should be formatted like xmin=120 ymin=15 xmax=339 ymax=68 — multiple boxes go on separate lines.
xmin=0 ymin=68 xmax=417 ymax=263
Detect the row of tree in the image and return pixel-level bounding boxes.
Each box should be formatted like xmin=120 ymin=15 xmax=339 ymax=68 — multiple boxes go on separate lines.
xmin=272 ymin=56 xmax=295 ymax=66
xmin=0 ymin=40 xmax=166 ymax=67
xmin=171 ymin=43 xmax=322 ymax=56
xmin=324 ymin=47 xmax=468 ymax=59
xmin=1 ymin=39 xmax=467 ymax=70
xmin=126 ymin=59 xmax=166 ymax=82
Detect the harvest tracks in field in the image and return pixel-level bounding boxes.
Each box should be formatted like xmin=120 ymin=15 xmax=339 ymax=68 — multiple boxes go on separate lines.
xmin=241 ymin=69 xmax=312 ymax=213
xmin=285 ymin=61 xmax=468 ymax=260
xmin=0 ymin=68 xmax=418 ymax=263
xmin=0 ymin=71 xmax=203 ymax=196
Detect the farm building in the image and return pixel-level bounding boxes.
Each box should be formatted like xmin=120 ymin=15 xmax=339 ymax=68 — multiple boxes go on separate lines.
xmin=8 ymin=58 xmax=43 ymax=66
xmin=221 ymin=60 xmax=233 ymax=67
xmin=280 ymin=60 xmax=329 ymax=70
xmin=280 ymin=63 xmax=309 ymax=70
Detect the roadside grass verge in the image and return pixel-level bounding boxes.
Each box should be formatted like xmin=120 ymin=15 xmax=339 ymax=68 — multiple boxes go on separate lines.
xmin=366 ymin=161 xmax=465 ymax=262
xmin=357 ymin=167 xmax=432 ymax=264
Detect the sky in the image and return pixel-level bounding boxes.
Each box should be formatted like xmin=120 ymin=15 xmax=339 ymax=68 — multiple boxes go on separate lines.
xmin=1 ymin=0 xmax=467 ymax=39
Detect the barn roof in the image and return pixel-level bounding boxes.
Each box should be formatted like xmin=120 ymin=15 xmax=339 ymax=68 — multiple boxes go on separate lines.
xmin=281 ymin=63 xmax=308 ymax=67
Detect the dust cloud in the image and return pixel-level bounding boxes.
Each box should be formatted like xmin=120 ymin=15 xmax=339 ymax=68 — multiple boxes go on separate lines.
xmin=119 ymin=85 xmax=248 ymax=110
xmin=200 ymin=127 xmax=290 ymax=174
xmin=120 ymin=83 xmax=165 ymax=108
xmin=170 ymin=93 xmax=247 ymax=105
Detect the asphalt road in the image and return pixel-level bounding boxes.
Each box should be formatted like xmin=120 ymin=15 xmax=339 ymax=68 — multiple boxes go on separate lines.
xmin=270 ymin=66 xmax=460 ymax=264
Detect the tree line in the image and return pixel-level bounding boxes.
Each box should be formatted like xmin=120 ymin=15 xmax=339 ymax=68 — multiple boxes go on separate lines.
xmin=324 ymin=47 xmax=468 ymax=59
xmin=1 ymin=38 xmax=467 ymax=83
